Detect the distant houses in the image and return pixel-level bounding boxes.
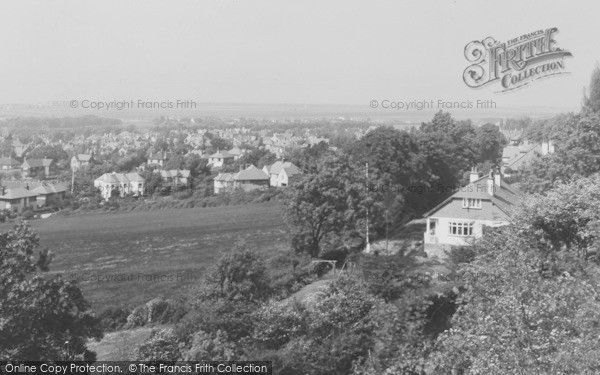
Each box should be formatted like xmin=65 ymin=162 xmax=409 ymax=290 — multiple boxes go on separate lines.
xmin=94 ymin=172 xmax=145 ymax=200
xmin=501 ymin=140 xmax=554 ymax=176
xmin=213 ymin=161 xmax=301 ymax=194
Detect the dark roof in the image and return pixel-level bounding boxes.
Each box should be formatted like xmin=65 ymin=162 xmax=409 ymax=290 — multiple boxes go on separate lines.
xmin=232 ymin=165 xmax=269 ymax=181
xmin=424 ymin=175 xmax=520 ymax=218
xmin=0 ymin=157 xmax=21 ymax=166
xmin=22 ymin=158 xmax=53 ymax=168
xmin=0 ymin=187 xmax=38 ymax=200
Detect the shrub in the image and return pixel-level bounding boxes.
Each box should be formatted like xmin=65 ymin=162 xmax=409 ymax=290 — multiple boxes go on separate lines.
xmin=132 ymin=328 xmax=180 ymax=362
xmin=97 ymin=306 xmax=131 ymax=332
xmin=21 ymin=209 xmax=35 ymax=220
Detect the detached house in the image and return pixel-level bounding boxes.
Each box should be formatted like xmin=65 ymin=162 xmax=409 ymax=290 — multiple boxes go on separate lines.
xmin=147 ymin=151 xmax=171 ymax=167
xmin=423 ymin=168 xmax=520 ymax=258
xmin=208 ymin=151 xmax=235 ymax=169
xmin=21 ymin=157 xmax=54 ymax=178
xmin=213 ymin=165 xmax=269 ymax=194
xmin=156 ymin=169 xmax=191 ymax=187
xmin=0 ymin=187 xmax=38 ymax=212
xmin=94 ymin=172 xmax=145 ymax=200
xmin=71 ymin=153 xmax=95 ymax=171
xmin=262 ymin=161 xmax=302 ymax=187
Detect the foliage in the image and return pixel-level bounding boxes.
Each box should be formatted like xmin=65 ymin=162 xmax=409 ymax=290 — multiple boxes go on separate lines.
xmin=132 ymin=328 xmax=180 ymax=362
xmin=0 ymin=221 xmax=102 ymax=360
xmin=182 ymin=329 xmax=241 ymax=361
xmin=283 ymin=154 xmax=365 ymax=257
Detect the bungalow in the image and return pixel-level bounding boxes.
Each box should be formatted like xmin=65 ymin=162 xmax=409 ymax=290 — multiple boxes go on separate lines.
xmin=213 ymin=165 xmax=269 ymax=194
xmin=262 ymin=161 xmax=301 ymax=187
xmin=208 ymin=151 xmax=235 ymax=169
xmin=423 ymin=168 xmax=520 ymax=258
xmin=0 ymin=156 xmax=21 ymax=170
xmin=94 ymin=172 xmax=145 ymax=200
xmin=0 ymin=187 xmax=38 ymax=212
xmin=21 ymin=157 xmax=54 ymax=178
xmin=32 ymin=183 xmax=68 ymax=207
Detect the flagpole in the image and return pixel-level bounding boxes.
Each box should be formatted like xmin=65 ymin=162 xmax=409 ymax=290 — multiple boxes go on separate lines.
xmin=365 ymin=162 xmax=371 ymax=254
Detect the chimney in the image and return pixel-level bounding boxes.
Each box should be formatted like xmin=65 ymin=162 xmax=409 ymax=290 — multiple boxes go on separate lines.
xmin=487 ymin=171 xmax=495 ymax=196
xmin=469 ymin=166 xmax=479 ymax=183
xmin=541 ymin=141 xmax=549 ymax=155
xmin=494 ymin=170 xmax=501 ymax=187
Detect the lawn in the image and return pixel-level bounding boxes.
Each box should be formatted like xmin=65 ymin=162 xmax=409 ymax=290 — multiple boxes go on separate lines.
xmin=7 ymin=202 xmax=289 ymax=311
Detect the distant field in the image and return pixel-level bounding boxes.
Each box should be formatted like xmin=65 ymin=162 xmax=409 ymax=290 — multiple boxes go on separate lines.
xmin=4 ymin=203 xmax=288 ymax=311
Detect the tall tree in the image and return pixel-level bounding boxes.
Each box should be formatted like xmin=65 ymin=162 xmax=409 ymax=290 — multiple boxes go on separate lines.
xmin=0 ymin=222 xmax=102 ymax=360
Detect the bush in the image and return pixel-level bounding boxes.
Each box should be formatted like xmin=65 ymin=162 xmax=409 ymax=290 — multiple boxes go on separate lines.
xmin=448 ymin=245 xmax=476 ymax=265
xmin=132 ymin=328 xmax=180 ymax=362
xmin=125 ymin=298 xmax=186 ymax=328
xmin=21 ymin=209 xmax=35 ymax=220
xmin=97 ymin=306 xmax=131 ymax=332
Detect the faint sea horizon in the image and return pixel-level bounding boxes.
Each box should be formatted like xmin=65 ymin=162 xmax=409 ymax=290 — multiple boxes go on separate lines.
xmin=0 ymin=101 xmax=579 ymax=124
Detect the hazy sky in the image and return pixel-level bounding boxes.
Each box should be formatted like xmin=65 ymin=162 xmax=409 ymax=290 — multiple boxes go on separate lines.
xmin=1 ymin=0 xmax=599 ymax=110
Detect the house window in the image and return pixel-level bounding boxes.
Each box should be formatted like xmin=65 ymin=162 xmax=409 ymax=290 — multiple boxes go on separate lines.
xmin=449 ymin=222 xmax=474 ymax=236
xmin=462 ymin=198 xmax=482 ymax=209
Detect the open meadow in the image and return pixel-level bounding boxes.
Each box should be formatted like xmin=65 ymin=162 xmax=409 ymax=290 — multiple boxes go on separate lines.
xmin=4 ymin=203 xmax=289 ymax=311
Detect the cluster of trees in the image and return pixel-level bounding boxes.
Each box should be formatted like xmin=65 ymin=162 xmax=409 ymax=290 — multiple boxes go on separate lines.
xmin=0 ymin=222 xmax=102 ymax=360
xmin=283 ymin=111 xmax=507 ymax=259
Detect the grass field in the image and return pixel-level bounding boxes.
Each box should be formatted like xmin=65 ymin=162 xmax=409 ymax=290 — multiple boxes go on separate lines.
xmin=5 ymin=202 xmax=289 ymax=311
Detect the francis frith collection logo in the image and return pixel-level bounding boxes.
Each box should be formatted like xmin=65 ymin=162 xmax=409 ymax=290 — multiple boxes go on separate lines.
xmin=463 ymin=28 xmax=572 ymax=92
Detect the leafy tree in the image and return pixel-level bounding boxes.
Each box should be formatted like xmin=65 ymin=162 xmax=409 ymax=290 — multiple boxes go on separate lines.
xmin=432 ymin=227 xmax=600 ymax=374
xmin=132 ymin=328 xmax=180 ymax=362
xmin=474 ymin=123 xmax=507 ymax=162
xmin=0 ymin=222 xmax=102 ymax=360
xmin=28 ymin=144 xmax=68 ymax=161
xmin=416 ymin=112 xmax=479 ymax=207
xmin=583 ymin=64 xmax=600 ymax=112
xmin=283 ymin=154 xmax=365 ymax=257
xmin=520 ymin=111 xmax=600 ymax=193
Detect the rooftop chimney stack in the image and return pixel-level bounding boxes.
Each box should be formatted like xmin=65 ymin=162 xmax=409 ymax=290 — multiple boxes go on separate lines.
xmin=469 ymin=166 xmax=479 ymax=183
xmin=494 ymin=168 xmax=501 ymax=188
xmin=487 ymin=171 xmax=495 ymax=196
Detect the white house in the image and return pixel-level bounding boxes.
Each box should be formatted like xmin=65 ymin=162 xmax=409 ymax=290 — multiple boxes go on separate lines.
xmin=423 ymin=168 xmax=520 ymax=258
xmin=71 ymin=153 xmax=94 ymax=171
xmin=94 ymin=172 xmax=145 ymax=200
xmin=262 ymin=161 xmax=302 ymax=187
xmin=208 ymin=151 xmax=235 ymax=169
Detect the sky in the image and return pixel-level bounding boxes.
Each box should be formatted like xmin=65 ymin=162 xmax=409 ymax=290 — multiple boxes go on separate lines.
xmin=0 ymin=0 xmax=599 ymax=111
